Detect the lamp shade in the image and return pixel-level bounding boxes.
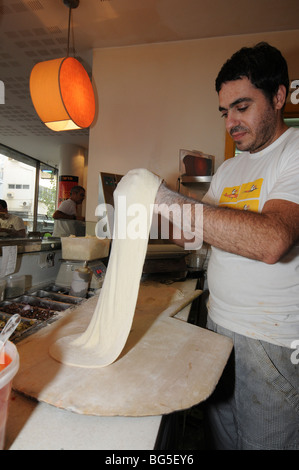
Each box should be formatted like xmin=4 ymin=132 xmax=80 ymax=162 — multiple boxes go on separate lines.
xmin=30 ymin=57 xmax=96 ymax=131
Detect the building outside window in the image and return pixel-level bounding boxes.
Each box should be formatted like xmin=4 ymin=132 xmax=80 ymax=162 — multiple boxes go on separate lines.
xmin=0 ymin=145 xmax=57 ymax=234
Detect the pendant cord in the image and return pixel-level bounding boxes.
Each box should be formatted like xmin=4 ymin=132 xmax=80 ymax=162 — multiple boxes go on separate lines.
xmin=67 ymin=6 xmax=71 ymax=57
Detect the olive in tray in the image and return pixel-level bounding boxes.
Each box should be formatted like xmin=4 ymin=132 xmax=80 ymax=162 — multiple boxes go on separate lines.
xmin=0 ymin=313 xmax=36 ymax=335
xmin=0 ymin=301 xmax=56 ymax=321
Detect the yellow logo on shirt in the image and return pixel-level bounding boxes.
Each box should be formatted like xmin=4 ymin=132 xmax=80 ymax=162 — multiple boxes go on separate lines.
xmin=219 ymin=178 xmax=263 ymax=212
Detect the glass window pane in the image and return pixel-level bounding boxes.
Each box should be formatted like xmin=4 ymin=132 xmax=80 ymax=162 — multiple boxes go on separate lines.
xmin=37 ymin=164 xmax=57 ymax=234
xmin=0 ymin=151 xmax=36 ymax=233
xmin=0 ymin=145 xmax=57 ymax=235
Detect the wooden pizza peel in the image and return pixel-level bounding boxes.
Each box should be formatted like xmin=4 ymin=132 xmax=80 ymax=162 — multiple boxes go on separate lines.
xmin=12 ymin=282 xmax=233 ymax=417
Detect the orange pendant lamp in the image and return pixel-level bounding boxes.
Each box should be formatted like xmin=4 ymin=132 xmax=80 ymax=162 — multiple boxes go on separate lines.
xmin=29 ymin=0 xmax=95 ymax=132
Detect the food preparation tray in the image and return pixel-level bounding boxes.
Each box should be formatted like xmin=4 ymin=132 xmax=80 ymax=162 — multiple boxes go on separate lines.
xmin=0 ymin=295 xmax=77 ymax=341
xmin=0 ymin=277 xmax=93 ymax=344
xmin=0 ymin=281 xmax=91 ymax=342
xmin=41 ymin=285 xmax=69 ymax=294
xmin=0 ymin=295 xmax=73 ymax=313
xmin=30 ymin=290 xmax=83 ymax=305
xmin=0 ymin=312 xmax=37 ymax=341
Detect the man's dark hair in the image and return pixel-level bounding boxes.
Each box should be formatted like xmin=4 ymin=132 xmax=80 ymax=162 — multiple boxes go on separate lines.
xmin=215 ymin=42 xmax=289 ymax=106
xmin=0 ymin=199 xmax=7 ymax=210
xmin=70 ymin=185 xmax=85 ymax=195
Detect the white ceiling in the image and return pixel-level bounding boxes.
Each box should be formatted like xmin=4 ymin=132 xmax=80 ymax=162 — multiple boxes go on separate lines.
xmin=0 ymin=0 xmax=299 ymax=168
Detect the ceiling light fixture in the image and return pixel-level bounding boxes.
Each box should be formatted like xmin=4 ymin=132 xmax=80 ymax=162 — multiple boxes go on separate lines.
xmin=29 ymin=0 xmax=96 ymax=132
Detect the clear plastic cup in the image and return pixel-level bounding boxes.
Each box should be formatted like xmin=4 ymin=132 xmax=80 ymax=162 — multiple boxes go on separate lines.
xmin=70 ymin=268 xmax=92 ymax=298
xmin=0 ymin=279 xmax=6 ymax=301
xmin=5 ymin=275 xmax=25 ymax=299
xmin=0 ymin=341 xmax=19 ymax=450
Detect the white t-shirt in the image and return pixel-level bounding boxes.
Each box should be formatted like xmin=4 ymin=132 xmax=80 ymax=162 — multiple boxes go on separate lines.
xmin=203 ymin=127 xmax=299 ymax=348
xmin=57 ymin=198 xmax=77 ymax=217
xmin=0 ymin=214 xmax=25 ymax=232
xmin=52 ymin=199 xmax=77 ymax=237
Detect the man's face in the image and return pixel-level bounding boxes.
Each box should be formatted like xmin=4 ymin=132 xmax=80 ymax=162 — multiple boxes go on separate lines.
xmin=0 ymin=206 xmax=8 ymax=219
xmin=73 ymin=191 xmax=85 ymax=205
xmin=218 ymin=77 xmax=283 ymax=153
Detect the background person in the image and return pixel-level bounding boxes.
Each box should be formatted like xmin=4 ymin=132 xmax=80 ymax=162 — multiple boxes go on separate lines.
xmin=0 ymin=199 xmax=26 ymax=238
xmin=52 ymin=185 xmax=86 ymax=237
xmin=52 ymin=185 xmax=85 ymax=221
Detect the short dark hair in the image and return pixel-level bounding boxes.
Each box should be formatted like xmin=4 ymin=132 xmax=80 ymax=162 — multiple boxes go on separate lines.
xmin=70 ymin=185 xmax=85 ymax=195
xmin=0 ymin=199 xmax=7 ymax=210
xmin=215 ymin=42 xmax=289 ymax=106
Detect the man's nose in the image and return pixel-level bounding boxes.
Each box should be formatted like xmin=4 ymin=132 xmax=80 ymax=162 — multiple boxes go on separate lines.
xmin=225 ymin=110 xmax=240 ymax=133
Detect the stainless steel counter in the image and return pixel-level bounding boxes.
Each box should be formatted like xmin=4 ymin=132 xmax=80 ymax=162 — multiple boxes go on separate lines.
xmin=0 ymin=238 xmax=61 ymax=254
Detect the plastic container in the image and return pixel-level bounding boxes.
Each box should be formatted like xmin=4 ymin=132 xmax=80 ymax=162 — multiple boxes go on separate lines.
xmin=61 ymin=236 xmax=110 ymax=261
xmin=0 ymin=341 xmax=19 ymax=450
xmin=5 ymin=275 xmax=25 ymax=299
xmin=0 ymin=279 xmax=6 ymax=301
xmin=70 ymin=265 xmax=92 ymax=297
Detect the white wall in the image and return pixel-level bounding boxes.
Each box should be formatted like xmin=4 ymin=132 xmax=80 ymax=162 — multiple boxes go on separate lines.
xmin=86 ymin=30 xmax=299 ymax=226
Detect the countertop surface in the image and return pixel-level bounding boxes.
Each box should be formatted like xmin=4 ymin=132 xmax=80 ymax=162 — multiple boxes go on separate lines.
xmin=5 ymin=391 xmax=161 ymax=450
xmin=0 ymin=237 xmax=61 ymax=253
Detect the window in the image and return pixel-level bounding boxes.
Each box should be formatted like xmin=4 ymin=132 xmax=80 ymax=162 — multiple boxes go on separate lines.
xmin=0 ymin=144 xmax=57 ymax=234
xmin=8 ymin=184 xmax=31 ymax=189
xmin=36 ymin=164 xmax=57 ymax=232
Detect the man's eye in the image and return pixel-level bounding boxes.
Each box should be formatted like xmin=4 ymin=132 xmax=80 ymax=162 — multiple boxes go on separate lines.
xmin=221 ymin=112 xmax=228 ymax=119
xmin=238 ymin=106 xmax=248 ymax=112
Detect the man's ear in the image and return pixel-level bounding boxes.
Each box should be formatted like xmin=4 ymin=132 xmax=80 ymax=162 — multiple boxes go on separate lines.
xmin=274 ymin=84 xmax=287 ymax=110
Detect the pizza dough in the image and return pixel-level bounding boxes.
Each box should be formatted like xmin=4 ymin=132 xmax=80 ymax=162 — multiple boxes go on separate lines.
xmin=49 ymin=168 xmax=162 ymax=368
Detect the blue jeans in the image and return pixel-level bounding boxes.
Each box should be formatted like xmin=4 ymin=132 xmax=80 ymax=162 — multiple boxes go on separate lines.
xmin=205 ymin=316 xmax=299 ymax=450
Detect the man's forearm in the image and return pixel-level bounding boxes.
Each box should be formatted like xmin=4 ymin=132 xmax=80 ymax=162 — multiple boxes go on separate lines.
xmin=53 ymin=210 xmax=75 ymax=220
xmin=155 ymin=183 xmax=296 ymax=264
xmin=201 ymin=203 xmax=286 ymax=263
